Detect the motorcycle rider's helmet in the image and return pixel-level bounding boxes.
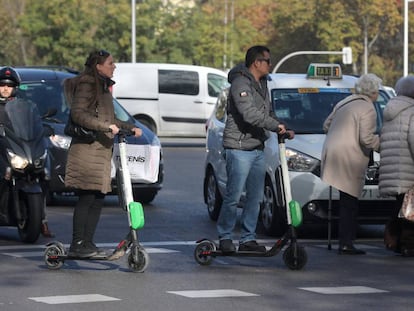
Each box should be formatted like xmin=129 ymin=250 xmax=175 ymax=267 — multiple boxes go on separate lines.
xmin=0 ymin=66 xmax=21 ymax=100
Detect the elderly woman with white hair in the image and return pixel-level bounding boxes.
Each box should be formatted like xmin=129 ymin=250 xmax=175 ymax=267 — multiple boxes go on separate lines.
xmin=379 ymin=75 xmax=414 ymax=256
xmin=321 ymin=73 xmax=382 ymax=255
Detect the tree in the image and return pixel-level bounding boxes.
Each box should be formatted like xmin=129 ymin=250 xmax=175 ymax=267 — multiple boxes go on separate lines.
xmin=0 ymin=0 xmax=29 ymax=65
xmin=18 ymin=0 xmax=131 ymax=69
xmin=268 ymin=0 xmax=402 ymax=85
xmin=0 ymin=0 xmax=408 ymax=86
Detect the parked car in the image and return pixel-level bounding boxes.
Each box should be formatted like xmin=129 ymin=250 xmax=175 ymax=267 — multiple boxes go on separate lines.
xmin=15 ymin=67 xmax=164 ymax=204
xmin=204 ymin=63 xmax=395 ymax=236
xmin=112 ymin=63 xmax=229 ymax=137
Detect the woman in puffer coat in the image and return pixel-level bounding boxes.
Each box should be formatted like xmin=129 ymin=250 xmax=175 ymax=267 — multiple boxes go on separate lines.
xmin=321 ymin=73 xmax=381 ymax=255
xmin=379 ymin=75 xmax=414 ymax=256
xmin=65 ymin=50 xmax=142 ymax=258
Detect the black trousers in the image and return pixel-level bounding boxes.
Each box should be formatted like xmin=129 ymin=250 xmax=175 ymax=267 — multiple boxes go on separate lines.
xmin=72 ymin=190 xmax=105 ymax=244
xmin=388 ymin=193 xmax=414 ymax=251
xmin=338 ymin=191 xmax=359 ymax=246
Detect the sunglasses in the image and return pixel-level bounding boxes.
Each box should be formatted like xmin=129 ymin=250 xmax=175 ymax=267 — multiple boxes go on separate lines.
xmin=257 ymin=58 xmax=271 ymax=65
xmin=98 ymin=49 xmax=110 ymax=57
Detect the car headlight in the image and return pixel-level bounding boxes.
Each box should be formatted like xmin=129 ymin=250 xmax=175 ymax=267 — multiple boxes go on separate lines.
xmin=286 ymin=148 xmax=319 ymax=172
xmin=49 ymin=134 xmax=72 ymax=150
xmin=7 ymin=150 xmax=29 ymax=170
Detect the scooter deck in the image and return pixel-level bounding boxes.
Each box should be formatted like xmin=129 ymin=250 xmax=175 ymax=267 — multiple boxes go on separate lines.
xmin=211 ymin=250 xmax=271 ymax=257
xmin=58 ymin=253 xmax=109 ymax=260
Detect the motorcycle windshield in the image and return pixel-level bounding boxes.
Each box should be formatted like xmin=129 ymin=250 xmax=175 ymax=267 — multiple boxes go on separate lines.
xmin=5 ymin=98 xmax=44 ymax=141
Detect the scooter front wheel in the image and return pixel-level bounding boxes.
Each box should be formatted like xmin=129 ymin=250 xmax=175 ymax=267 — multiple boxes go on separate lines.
xmin=44 ymin=242 xmax=65 ymax=270
xmin=194 ymin=240 xmax=216 ymax=266
xmin=128 ymin=246 xmax=149 ymax=273
xmin=283 ymin=244 xmax=307 ymax=270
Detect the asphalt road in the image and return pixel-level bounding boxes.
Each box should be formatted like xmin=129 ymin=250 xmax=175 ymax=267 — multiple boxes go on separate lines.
xmin=0 ymin=140 xmax=413 ymax=311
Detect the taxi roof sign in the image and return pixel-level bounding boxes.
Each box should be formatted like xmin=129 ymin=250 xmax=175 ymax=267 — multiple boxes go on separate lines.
xmin=307 ymin=63 xmax=342 ymax=79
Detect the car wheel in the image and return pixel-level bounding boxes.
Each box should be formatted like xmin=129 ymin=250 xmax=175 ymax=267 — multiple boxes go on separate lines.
xmin=136 ymin=117 xmax=156 ymax=134
xmin=205 ymin=169 xmax=222 ymax=221
xmin=133 ymin=189 xmax=157 ymax=204
xmin=260 ymin=177 xmax=287 ymax=236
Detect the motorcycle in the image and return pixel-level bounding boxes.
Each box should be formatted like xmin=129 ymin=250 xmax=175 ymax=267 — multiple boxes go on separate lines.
xmin=0 ymin=98 xmax=55 ymax=243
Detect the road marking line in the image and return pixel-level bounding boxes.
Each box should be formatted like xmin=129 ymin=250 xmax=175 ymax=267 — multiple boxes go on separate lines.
xmin=167 ymin=289 xmax=259 ymax=298
xmin=2 ymin=247 xmax=178 ymax=258
xmin=28 ymin=294 xmax=120 ymax=304
xmin=145 ymin=247 xmax=179 ymax=253
xmin=299 ymin=286 xmax=388 ymax=294
xmin=313 ymin=244 xmax=381 ymax=249
xmin=0 ymin=239 xmax=277 ymax=250
xmin=0 ymin=239 xmax=384 ymax=252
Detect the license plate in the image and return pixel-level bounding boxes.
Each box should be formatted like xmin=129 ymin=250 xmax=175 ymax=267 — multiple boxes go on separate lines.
xmin=360 ymin=186 xmax=394 ymax=200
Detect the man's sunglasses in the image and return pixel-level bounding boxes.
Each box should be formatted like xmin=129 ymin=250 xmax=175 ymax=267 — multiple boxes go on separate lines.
xmin=0 ymin=82 xmax=16 ymax=87
xmin=257 ymin=58 xmax=271 ymax=65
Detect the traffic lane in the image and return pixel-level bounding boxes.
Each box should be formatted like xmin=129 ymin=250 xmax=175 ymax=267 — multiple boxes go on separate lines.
xmin=0 ymin=142 xmax=386 ymax=244
xmin=0 ymin=144 xmax=410 ymax=311
xmin=0 ymin=237 xmax=412 ymax=311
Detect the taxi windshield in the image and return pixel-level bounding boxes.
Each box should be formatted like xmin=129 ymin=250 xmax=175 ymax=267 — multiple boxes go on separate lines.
xmin=271 ymin=88 xmax=352 ymax=134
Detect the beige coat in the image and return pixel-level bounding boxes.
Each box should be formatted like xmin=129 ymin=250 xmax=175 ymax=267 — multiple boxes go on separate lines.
xmin=64 ymin=74 xmax=133 ymax=194
xmin=321 ymin=94 xmax=380 ymax=198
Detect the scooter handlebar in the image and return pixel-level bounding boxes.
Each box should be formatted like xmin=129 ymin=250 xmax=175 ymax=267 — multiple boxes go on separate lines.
xmin=117 ymin=129 xmax=135 ymax=136
xmin=107 ymin=128 xmax=135 ymax=135
xmin=277 ymin=131 xmax=293 ymax=143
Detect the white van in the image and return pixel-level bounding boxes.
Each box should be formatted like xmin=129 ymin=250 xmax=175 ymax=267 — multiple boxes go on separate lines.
xmin=112 ymin=63 xmax=229 ymax=137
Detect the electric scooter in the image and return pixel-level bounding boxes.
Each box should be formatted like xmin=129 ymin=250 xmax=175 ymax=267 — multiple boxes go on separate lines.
xmin=44 ymin=129 xmax=149 ymax=272
xmin=194 ymin=133 xmax=307 ymax=270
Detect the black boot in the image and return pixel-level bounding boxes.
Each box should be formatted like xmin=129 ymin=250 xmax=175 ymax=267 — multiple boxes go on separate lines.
xmin=83 ymin=241 xmax=107 ymax=257
xmin=68 ymin=240 xmax=97 ymax=258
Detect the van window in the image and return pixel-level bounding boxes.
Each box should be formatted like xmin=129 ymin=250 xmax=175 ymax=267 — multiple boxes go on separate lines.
xmin=208 ymin=73 xmax=229 ymax=97
xmin=158 ymin=70 xmax=199 ymax=95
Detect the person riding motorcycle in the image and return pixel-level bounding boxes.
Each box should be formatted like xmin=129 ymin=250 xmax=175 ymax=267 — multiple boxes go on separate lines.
xmin=0 ymin=66 xmax=54 ymax=237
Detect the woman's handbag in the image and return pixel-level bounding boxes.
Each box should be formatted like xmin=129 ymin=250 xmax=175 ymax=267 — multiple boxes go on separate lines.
xmin=63 ymin=75 xmax=97 ymax=144
xmin=64 ymin=114 xmax=96 ymax=144
xmin=399 ymin=187 xmax=414 ymax=222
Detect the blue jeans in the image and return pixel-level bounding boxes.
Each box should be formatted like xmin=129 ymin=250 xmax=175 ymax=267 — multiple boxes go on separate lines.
xmin=217 ymin=149 xmax=265 ymax=244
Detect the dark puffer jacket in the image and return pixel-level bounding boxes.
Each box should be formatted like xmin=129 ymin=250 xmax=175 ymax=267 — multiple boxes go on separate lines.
xmin=64 ymin=74 xmax=134 ymax=194
xmin=223 ymin=64 xmax=281 ymax=150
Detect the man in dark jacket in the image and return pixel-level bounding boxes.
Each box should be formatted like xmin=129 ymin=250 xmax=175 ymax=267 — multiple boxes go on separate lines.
xmin=217 ymin=45 xmax=290 ymax=253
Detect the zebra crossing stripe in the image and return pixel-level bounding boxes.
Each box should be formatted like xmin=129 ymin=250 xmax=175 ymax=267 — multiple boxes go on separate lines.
xmin=28 ymin=294 xmax=120 ymax=304
xmin=167 ymin=289 xmax=259 ymax=298
xmin=299 ymin=286 xmax=388 ymax=294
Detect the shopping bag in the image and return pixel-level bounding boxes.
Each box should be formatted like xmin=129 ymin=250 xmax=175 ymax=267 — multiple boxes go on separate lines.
xmin=399 ymin=187 xmax=414 ymax=222
xmin=111 ymin=144 xmax=160 ymax=184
